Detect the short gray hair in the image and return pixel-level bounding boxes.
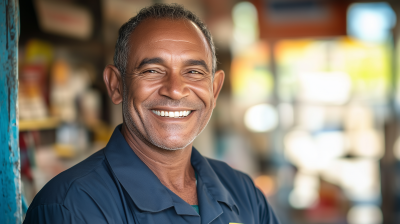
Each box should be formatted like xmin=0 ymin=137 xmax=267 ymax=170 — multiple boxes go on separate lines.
xmin=113 ymin=3 xmax=216 ymax=77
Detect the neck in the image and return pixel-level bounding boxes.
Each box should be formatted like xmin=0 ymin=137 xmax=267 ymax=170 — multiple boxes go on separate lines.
xmin=121 ymin=123 xmax=197 ymax=204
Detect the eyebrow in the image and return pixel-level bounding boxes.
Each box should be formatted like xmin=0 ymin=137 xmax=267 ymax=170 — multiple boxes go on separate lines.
xmin=136 ymin=57 xmax=164 ymax=69
xmin=184 ymin=59 xmax=210 ymax=73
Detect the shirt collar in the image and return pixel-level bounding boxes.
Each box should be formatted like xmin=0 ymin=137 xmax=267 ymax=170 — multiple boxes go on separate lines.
xmin=104 ymin=125 xmax=174 ymax=212
xmin=191 ymin=149 xmax=239 ymax=213
xmin=104 ymin=125 xmax=238 ymax=214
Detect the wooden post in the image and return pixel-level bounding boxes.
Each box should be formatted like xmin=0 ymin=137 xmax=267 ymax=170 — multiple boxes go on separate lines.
xmin=0 ymin=0 xmax=21 ymax=223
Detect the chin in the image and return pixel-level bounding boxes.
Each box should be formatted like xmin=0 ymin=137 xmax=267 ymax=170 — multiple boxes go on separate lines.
xmin=148 ymin=135 xmax=197 ymax=151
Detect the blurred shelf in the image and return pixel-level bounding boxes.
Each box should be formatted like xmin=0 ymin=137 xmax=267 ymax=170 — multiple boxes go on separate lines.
xmin=86 ymin=121 xmax=113 ymax=143
xmin=19 ymin=117 xmax=60 ymax=131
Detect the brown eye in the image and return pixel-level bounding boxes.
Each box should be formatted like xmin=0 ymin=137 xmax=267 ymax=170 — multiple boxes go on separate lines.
xmin=140 ymin=70 xmax=161 ymax=75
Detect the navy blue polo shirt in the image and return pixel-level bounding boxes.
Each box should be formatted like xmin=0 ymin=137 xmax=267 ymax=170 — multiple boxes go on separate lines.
xmin=24 ymin=125 xmax=280 ymax=224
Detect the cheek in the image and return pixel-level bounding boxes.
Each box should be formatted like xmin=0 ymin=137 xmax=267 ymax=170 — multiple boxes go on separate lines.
xmin=129 ymin=79 xmax=162 ymax=104
xmin=187 ymin=81 xmax=214 ymax=107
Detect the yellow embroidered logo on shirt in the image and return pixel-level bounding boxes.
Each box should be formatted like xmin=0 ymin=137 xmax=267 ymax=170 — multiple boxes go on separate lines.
xmin=229 ymin=223 xmax=243 ymax=224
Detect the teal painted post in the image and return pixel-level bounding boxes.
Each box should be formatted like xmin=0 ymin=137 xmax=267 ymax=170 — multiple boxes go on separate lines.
xmin=0 ymin=0 xmax=21 ymax=223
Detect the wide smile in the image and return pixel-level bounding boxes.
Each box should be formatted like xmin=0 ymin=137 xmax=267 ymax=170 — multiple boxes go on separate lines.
xmin=151 ymin=110 xmax=192 ymax=118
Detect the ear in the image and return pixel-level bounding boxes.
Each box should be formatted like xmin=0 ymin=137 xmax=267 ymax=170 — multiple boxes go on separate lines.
xmin=212 ymin=70 xmax=225 ymax=108
xmin=103 ymin=65 xmax=123 ymax=105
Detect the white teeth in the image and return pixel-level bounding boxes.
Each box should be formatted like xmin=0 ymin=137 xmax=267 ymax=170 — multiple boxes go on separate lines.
xmin=152 ymin=110 xmax=192 ymax=118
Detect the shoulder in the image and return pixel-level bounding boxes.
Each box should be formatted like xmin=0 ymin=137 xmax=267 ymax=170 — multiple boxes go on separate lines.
xmin=205 ymin=157 xmax=256 ymax=193
xmin=206 ymin=157 xmax=254 ymax=182
xmin=28 ymin=150 xmax=107 ymax=209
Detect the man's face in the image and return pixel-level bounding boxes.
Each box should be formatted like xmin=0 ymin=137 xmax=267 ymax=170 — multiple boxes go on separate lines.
xmin=121 ymin=18 xmax=223 ymax=150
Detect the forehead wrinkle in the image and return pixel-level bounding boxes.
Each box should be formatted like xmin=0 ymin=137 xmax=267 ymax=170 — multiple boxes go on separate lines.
xmin=153 ymin=39 xmax=197 ymax=45
xmin=134 ymin=45 xmax=210 ymax=64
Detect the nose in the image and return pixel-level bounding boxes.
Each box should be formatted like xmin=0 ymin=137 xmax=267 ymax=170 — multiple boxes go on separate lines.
xmin=158 ymin=71 xmax=190 ymax=100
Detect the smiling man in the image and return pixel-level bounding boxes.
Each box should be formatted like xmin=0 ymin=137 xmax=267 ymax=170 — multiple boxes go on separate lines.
xmin=24 ymin=4 xmax=280 ymax=224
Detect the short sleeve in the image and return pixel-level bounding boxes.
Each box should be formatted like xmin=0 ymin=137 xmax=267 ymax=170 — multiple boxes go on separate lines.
xmin=23 ymin=204 xmax=83 ymax=224
xmin=255 ymin=188 xmax=280 ymax=224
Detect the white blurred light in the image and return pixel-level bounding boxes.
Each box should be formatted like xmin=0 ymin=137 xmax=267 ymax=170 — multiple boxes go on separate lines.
xmin=348 ymin=2 xmax=396 ymax=43
xmin=232 ymin=1 xmax=258 ymax=53
xmin=320 ymin=160 xmax=343 ymax=185
xmin=345 ymin=105 xmax=374 ymax=130
xmin=278 ymin=103 xmax=294 ymax=129
xmin=284 ymin=130 xmax=347 ymax=174
xmin=298 ymin=105 xmax=325 ymax=131
xmin=244 ymin=104 xmax=278 ymax=132
xmin=289 ymin=173 xmax=319 ymax=209
xmin=320 ymin=159 xmax=381 ymax=201
xmin=298 ymin=72 xmax=351 ymax=105
xmin=350 ymin=129 xmax=383 ymax=158
xmin=341 ymin=159 xmax=380 ymax=201
xmin=284 ymin=130 xmax=318 ymax=171
xmin=347 ymin=205 xmax=382 ymax=224
xmin=315 ymin=132 xmax=347 ymax=159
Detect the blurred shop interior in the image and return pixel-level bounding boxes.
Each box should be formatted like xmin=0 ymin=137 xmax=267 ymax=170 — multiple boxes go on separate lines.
xmin=18 ymin=0 xmax=400 ymax=223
